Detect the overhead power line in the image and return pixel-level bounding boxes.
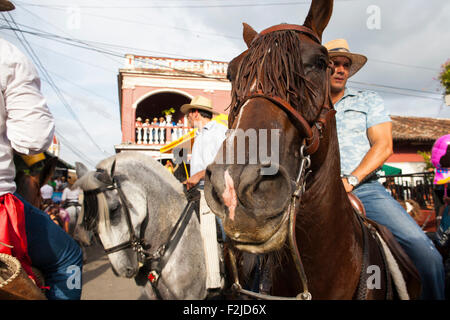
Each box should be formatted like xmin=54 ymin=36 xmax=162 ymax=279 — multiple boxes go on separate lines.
xmin=1 ymin=12 xmax=443 ymax=104
xmin=0 ymin=24 xmax=230 ymax=81
xmin=54 ymin=128 xmax=97 ymax=167
xmin=15 ymin=0 xmax=358 ymax=10
xmin=1 ymin=13 xmax=111 ymax=157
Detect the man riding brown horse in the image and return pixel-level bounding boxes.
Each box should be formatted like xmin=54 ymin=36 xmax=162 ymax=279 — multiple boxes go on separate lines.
xmin=205 ymin=0 xmax=423 ymax=299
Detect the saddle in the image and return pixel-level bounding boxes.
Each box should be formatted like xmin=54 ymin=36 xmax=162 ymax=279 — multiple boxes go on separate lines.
xmin=348 ymin=194 xmax=422 ymax=299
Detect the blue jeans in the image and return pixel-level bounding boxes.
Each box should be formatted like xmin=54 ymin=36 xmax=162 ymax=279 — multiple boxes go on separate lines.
xmin=15 ymin=193 xmax=83 ymax=300
xmin=353 ymin=181 xmax=445 ymax=300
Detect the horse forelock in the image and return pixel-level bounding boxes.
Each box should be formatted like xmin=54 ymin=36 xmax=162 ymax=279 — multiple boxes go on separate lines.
xmin=230 ymin=30 xmax=318 ymax=125
xmin=74 ymin=171 xmax=110 ymax=231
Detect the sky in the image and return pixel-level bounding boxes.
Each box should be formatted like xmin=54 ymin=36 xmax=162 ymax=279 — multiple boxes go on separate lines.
xmin=1 ymin=0 xmax=449 ymax=169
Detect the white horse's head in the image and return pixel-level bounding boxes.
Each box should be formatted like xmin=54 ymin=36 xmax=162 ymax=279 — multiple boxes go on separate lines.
xmin=75 ymin=159 xmax=143 ymax=278
xmin=75 ymin=152 xmax=211 ymax=299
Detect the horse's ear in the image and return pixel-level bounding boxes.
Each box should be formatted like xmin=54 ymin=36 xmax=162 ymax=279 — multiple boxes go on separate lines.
xmin=110 ymin=159 xmax=116 ymax=178
xmin=303 ymin=0 xmax=334 ymax=41
xmin=75 ymin=162 xmax=89 ymax=178
xmin=243 ymin=22 xmax=258 ymax=48
xmin=39 ymin=157 xmax=58 ymax=188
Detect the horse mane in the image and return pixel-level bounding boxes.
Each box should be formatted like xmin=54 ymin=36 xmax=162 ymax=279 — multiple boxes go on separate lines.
xmin=98 ymin=152 xmax=184 ymax=196
xmin=74 ymin=171 xmax=110 ymax=231
xmin=74 ymin=152 xmax=185 ymax=232
xmin=230 ymin=29 xmax=318 ymax=124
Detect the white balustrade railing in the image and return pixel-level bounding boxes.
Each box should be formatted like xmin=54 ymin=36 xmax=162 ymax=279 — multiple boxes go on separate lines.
xmin=135 ymin=125 xmax=193 ymax=145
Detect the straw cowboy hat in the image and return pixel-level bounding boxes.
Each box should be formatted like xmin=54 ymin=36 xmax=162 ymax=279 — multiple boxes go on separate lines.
xmin=0 ymin=0 xmax=15 ymax=11
xmin=180 ymin=95 xmax=218 ymax=115
xmin=324 ymin=38 xmax=367 ymax=78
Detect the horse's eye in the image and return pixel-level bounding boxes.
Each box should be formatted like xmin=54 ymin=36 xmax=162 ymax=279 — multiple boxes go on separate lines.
xmin=316 ymin=56 xmax=328 ymax=70
xmin=110 ymin=201 xmax=120 ymax=213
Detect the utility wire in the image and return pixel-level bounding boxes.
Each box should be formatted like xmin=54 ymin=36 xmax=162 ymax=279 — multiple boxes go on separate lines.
xmin=15 ymin=0 xmax=358 ymax=9
xmin=0 ymin=17 xmax=203 ymax=60
xmin=2 ymin=23 xmax=442 ymax=101
xmin=54 ymin=128 xmax=97 ymax=167
xmin=0 ymin=25 xmax=230 ymax=81
xmin=1 ymin=15 xmax=443 ymax=101
xmin=16 ymin=3 xmax=122 ymax=66
xmin=2 ymin=13 xmax=111 ymax=157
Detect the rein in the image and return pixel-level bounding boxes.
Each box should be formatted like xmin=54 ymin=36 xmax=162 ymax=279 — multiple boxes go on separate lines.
xmin=227 ymin=24 xmax=336 ymax=300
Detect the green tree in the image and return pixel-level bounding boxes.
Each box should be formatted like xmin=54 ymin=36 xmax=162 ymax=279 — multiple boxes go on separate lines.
xmin=438 ymin=59 xmax=450 ymax=95
xmin=417 ymin=150 xmax=433 ymax=170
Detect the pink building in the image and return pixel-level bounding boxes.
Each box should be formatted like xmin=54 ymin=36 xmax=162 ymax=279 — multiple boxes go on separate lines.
xmin=115 ymin=54 xmax=231 ymax=159
xmin=114 ymin=54 xmax=450 ymax=175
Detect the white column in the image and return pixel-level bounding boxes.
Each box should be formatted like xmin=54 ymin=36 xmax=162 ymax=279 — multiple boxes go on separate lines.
xmin=136 ymin=127 xmax=142 ymax=144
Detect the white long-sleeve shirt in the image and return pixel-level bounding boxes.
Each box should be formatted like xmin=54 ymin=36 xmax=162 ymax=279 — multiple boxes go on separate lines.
xmin=0 ymin=38 xmax=55 ymax=196
xmin=190 ymin=120 xmax=228 ymax=177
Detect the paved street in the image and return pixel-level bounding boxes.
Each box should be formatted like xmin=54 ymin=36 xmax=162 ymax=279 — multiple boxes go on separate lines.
xmin=80 ymin=241 xmax=145 ymax=300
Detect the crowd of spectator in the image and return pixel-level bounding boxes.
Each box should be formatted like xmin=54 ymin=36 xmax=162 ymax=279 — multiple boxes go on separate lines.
xmin=39 ymin=173 xmax=81 ymax=232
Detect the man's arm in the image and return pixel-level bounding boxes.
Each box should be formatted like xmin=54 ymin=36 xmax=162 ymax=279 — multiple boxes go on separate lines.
xmin=342 ymin=121 xmax=393 ymax=192
xmin=183 ymin=170 xmax=205 ymax=190
xmin=2 ymin=41 xmax=55 ymax=155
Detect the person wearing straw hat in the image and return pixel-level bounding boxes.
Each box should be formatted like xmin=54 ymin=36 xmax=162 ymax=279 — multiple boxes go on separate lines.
xmin=181 ymin=95 xmax=227 ymax=293
xmin=0 ymin=1 xmax=82 ymax=299
xmin=325 ymin=38 xmax=445 ymax=299
xmin=181 ymin=95 xmax=227 ymax=190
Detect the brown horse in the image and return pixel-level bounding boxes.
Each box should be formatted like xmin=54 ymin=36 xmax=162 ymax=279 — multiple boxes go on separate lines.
xmin=205 ymin=0 xmax=421 ymax=299
xmin=14 ymin=156 xmax=58 ymax=209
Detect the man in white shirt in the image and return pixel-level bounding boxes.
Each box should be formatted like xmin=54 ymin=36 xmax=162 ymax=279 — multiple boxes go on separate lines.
xmin=61 ymin=171 xmax=82 ymax=235
xmin=180 ymin=95 xmax=227 ymax=293
xmin=0 ymin=0 xmax=82 ymax=300
xmin=181 ymin=96 xmax=227 ymax=189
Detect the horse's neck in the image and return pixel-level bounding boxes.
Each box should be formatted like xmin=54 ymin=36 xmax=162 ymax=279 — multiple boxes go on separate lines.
xmin=143 ymin=182 xmax=187 ymax=248
xmin=141 ymin=183 xmax=208 ymax=299
xmin=296 ymin=125 xmax=363 ymax=298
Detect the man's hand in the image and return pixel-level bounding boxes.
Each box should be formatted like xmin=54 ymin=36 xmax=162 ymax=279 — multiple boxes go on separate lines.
xmin=342 ymin=177 xmax=354 ymax=193
xmin=183 ymin=170 xmax=205 ymax=190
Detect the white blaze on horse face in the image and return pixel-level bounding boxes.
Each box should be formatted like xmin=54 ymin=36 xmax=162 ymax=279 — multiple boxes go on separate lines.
xmin=223 ymin=100 xmax=249 ymax=165
xmin=249 ymin=79 xmax=257 ymax=92
xmin=229 ymin=100 xmax=249 ymax=139
xmin=222 ymin=169 xmax=237 ymax=221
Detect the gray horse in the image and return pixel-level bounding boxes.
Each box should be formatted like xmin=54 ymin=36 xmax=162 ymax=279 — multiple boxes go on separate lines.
xmin=74 ymin=152 xmax=213 ymax=299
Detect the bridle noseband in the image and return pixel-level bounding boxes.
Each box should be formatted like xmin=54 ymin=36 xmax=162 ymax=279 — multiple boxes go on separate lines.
xmin=84 ymin=177 xmax=151 ymax=263
xmin=227 ymin=24 xmax=337 ymax=300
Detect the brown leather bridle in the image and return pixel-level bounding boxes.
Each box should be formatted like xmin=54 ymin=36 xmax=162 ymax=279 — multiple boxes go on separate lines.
xmin=230 ymin=23 xmax=336 ymax=157
xmin=227 ymin=23 xmax=337 ymax=300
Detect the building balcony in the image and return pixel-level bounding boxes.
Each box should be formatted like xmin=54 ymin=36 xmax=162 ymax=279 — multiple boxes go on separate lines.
xmin=135 ymin=124 xmax=194 ymax=146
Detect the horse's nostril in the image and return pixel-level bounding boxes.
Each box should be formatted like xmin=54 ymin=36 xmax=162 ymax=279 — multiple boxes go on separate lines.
xmin=204 ymin=165 xmax=227 ymax=219
xmin=238 ymin=164 xmax=291 ymax=215
xmin=126 ymin=267 xmax=135 ymax=278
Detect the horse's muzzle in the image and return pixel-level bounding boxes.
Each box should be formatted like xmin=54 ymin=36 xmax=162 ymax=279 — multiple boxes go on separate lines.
xmin=205 ymin=163 xmax=292 ymax=224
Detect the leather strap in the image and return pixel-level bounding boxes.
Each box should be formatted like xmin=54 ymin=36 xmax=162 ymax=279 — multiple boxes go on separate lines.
xmin=239 ymin=92 xmax=335 ymax=156
xmin=258 ymin=24 xmax=321 ymax=44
